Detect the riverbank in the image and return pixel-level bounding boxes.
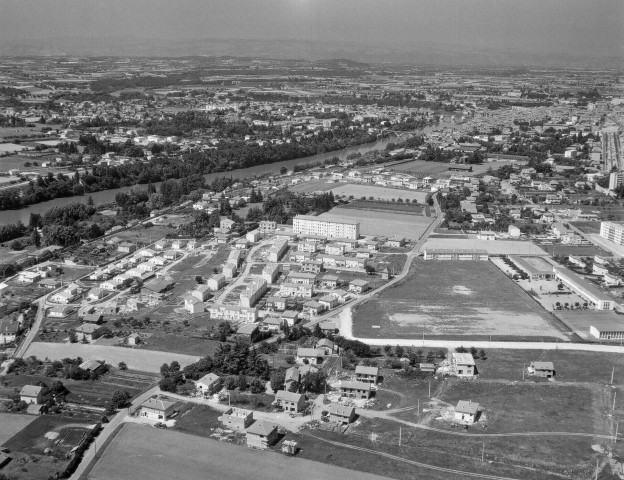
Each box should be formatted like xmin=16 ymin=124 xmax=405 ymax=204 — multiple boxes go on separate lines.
xmin=0 ymin=124 xmax=442 ymax=226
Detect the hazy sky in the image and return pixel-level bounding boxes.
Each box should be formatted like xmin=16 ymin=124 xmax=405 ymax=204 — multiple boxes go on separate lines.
xmin=1 ymin=0 xmax=623 ymax=61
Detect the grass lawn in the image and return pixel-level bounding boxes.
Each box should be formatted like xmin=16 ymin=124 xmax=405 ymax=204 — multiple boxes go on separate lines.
xmin=475 ymin=349 xmax=624 ymax=384
xmin=537 ymin=244 xmax=610 ymax=257
xmin=354 ymin=260 xmax=566 ymax=341
xmin=141 ymin=334 xmax=221 ymax=356
xmin=370 ymin=367 xmax=444 ymax=411
xmin=173 ymin=404 xmax=224 ymax=438
xmin=3 ymin=415 xmax=95 ymax=453
xmin=295 ymin=421 xmax=565 ymax=480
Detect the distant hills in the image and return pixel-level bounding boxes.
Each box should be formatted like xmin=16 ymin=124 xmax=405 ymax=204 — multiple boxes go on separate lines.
xmin=0 ymin=36 xmax=620 ymax=69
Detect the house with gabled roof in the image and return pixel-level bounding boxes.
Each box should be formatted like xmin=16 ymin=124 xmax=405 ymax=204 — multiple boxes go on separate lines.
xmin=454 ymin=400 xmax=480 ymax=423
xmin=328 ymin=404 xmax=356 ymax=424
xmin=195 ymin=373 xmax=222 ymax=395
xmin=275 ymin=390 xmax=305 ymax=413
xmin=140 ymin=397 xmax=176 ymax=420
xmin=245 ymin=420 xmax=279 ymax=449
xmin=355 ymin=365 xmax=379 ymax=384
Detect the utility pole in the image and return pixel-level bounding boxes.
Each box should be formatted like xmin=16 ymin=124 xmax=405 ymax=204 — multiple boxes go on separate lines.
xmin=399 ymin=427 xmax=402 ymax=447
xmin=522 ymin=364 xmax=525 ymax=380
xmin=428 ymin=381 xmax=431 ymax=399
xmin=612 ymin=366 xmax=615 ymax=385
xmin=417 ymin=398 xmax=420 ymax=415
xmin=481 ymin=441 xmax=485 ymax=463
xmin=615 ymin=421 xmax=619 ymax=443
xmin=613 ymin=391 xmax=617 ymax=411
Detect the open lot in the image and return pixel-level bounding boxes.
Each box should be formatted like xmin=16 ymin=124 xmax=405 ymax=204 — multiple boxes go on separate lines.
xmin=554 ymin=310 xmax=624 ymax=342
xmin=87 ymin=423 xmax=392 ymax=480
xmin=353 ymin=260 xmax=566 ymax=341
xmin=320 ymin=207 xmax=433 ymax=240
xmin=0 ymin=413 xmax=36 ymax=444
xmin=473 ymin=348 xmax=624 ymax=384
xmin=329 ymin=184 xmax=429 ymax=203
xmin=25 ymin=342 xmax=200 ymax=374
xmin=422 ymin=237 xmax=547 ymax=255
xmin=387 ymin=160 xmax=455 ymax=176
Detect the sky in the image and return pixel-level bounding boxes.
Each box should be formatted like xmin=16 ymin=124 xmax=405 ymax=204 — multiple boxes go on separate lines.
xmin=1 ymin=0 xmax=622 ymax=66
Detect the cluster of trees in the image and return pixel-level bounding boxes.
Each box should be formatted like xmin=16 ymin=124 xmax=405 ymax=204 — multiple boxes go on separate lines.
xmin=247 ymin=190 xmax=335 ymax=225
xmin=158 ymin=342 xmax=271 ymax=394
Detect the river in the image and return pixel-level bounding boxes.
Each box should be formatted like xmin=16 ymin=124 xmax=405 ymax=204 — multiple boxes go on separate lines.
xmin=0 ymin=121 xmax=454 ymax=226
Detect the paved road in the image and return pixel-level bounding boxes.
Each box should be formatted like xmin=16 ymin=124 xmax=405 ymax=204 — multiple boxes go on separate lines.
xmin=12 ymin=295 xmax=47 ymax=359
xmin=69 ymin=385 xmax=160 ymax=480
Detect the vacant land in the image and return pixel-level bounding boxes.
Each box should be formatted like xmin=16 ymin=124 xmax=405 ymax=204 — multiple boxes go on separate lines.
xmin=87 ymin=423 xmax=392 ymax=480
xmin=474 ymin=349 xmax=624 ymax=384
xmin=25 ymin=342 xmax=200 ymax=374
xmin=330 ymin=184 xmax=428 ymax=203
xmin=0 ymin=413 xmax=36 ymax=444
xmin=354 ymin=260 xmax=565 ymax=340
xmin=321 ymin=207 xmax=433 ymax=240
xmin=537 ymin=243 xmax=609 ymax=257
xmin=387 ymin=160 xmax=455 ymax=176
xmin=422 ymin=238 xmax=547 ymax=255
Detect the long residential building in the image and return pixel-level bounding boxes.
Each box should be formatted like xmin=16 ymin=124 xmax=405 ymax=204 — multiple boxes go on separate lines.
xmin=293 ymin=215 xmax=360 ymax=240
xmin=600 ymin=221 xmax=624 ymax=246
xmin=553 ymin=265 xmax=616 ymax=310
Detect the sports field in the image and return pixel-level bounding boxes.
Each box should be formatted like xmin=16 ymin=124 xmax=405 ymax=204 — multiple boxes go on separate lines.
xmin=320 ymin=207 xmax=433 ymax=240
xmin=329 ymin=184 xmax=428 ymax=203
xmin=87 ymin=423 xmax=391 ymax=480
xmin=353 ymin=260 xmax=566 ymax=340
xmin=423 ymin=237 xmax=547 ymax=255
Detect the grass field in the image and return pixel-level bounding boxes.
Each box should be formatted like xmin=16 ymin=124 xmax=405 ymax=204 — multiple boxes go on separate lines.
xmin=386 ymin=160 xmax=454 ymax=176
xmin=537 ymin=243 xmax=610 ymax=257
xmin=329 ymin=184 xmax=429 ymax=203
xmin=320 ymin=207 xmax=433 ymax=240
xmin=25 ymin=342 xmax=200 ymax=374
xmin=474 ymin=349 xmax=624 ymax=384
xmin=0 ymin=413 xmax=36 ymax=444
xmin=353 ymin=260 xmax=566 ymax=340
xmin=87 ymin=423 xmax=392 ymax=480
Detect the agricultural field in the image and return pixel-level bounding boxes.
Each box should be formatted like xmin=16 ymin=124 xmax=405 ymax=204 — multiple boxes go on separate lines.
xmin=1 ymin=414 xmax=99 ymax=480
xmin=0 ymin=370 xmax=157 ymax=408
xmin=422 ymin=237 xmax=548 ymax=255
xmin=329 ymin=184 xmax=429 ymax=203
xmin=0 ymin=413 xmax=36 ymax=444
xmin=88 ymin=423 xmax=391 ymax=480
xmin=24 ymin=342 xmax=200 ymax=374
xmin=320 ymin=207 xmax=433 ymax=240
xmin=353 ymin=260 xmax=566 ymax=341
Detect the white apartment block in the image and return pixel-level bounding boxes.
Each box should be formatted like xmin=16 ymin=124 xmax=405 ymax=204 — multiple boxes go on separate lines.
xmin=293 ymin=215 xmax=360 ymax=240
xmin=554 ymin=265 xmax=616 ymax=310
xmin=601 ymin=221 xmax=624 ymax=246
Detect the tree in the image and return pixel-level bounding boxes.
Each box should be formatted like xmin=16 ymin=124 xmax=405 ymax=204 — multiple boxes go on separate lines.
xmin=31 ymin=228 xmax=41 ymax=248
xmin=478 ymin=349 xmax=487 ymax=360
xmin=158 ymin=377 xmax=177 ymax=393
xmin=110 ymin=390 xmax=131 ymax=409
xmin=118 ymin=362 xmax=128 ymax=371
xmin=270 ymin=370 xmax=286 ymax=392
xmin=195 ymin=275 xmax=203 ymax=284
xmin=395 ymin=345 xmax=405 ymax=359
xmin=383 ymin=345 xmax=392 ymax=356
xmin=280 ymin=167 xmax=288 ymax=175
xmin=250 ymin=379 xmax=265 ymax=394
xmin=69 ymin=331 xmax=78 ymax=343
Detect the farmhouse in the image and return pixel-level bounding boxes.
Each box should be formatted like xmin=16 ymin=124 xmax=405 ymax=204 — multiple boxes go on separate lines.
xmin=246 ymin=420 xmax=279 ymax=449
xmin=195 ymin=373 xmax=222 ymax=395
xmin=340 ymin=380 xmax=372 ymax=399
xmin=140 ymin=397 xmax=177 ymax=421
xmin=454 ymin=400 xmax=480 ymax=423
xmin=296 ymin=347 xmax=326 ymax=365
xmin=20 ymin=385 xmax=44 ymax=404
xmin=452 ymin=353 xmax=477 ymax=377
xmin=328 ymin=404 xmax=356 ymax=424
xmin=275 ymin=390 xmax=305 ymax=413
xmin=355 ymin=365 xmax=379 ymax=384
xmin=528 ymin=361 xmax=555 ymax=378
xmin=0 ymin=319 xmax=19 ymax=344
xmin=219 ymin=407 xmax=253 ymax=430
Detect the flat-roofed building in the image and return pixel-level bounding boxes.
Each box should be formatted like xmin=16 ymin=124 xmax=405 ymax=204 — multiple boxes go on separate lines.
xmin=510 ymin=256 xmax=554 ymax=280
xmin=423 ymin=249 xmax=489 ymax=261
xmin=293 ymin=215 xmax=360 ymax=240
xmin=554 ymin=265 xmax=617 ymax=310
xmin=600 ymin=221 xmax=624 ymax=246
xmin=590 ymin=319 xmax=624 ymax=340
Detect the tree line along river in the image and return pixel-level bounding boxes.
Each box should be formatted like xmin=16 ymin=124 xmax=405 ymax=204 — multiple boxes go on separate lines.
xmin=0 ymin=121 xmax=448 ymax=226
